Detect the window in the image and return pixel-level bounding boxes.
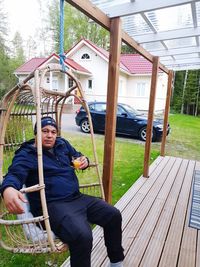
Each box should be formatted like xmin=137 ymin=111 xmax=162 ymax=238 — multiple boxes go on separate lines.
xmin=94 ymin=103 xmax=106 ymax=112
xmin=88 ymin=79 xmax=93 ymax=89
xmin=52 ymin=78 xmax=58 ymax=91
xmin=136 ymin=82 xmax=146 ymax=97
xmin=68 ymin=78 xmax=73 ymax=88
xmin=81 ymin=53 xmax=90 ymax=60
xmin=118 ymin=80 xmax=124 ymax=96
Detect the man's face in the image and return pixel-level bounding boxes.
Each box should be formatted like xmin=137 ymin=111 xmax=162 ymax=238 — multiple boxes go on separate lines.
xmin=41 ymin=125 xmax=57 ymax=149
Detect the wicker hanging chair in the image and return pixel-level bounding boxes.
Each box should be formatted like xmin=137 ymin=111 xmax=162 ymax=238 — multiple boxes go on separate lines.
xmin=0 ymin=63 xmax=104 ymax=254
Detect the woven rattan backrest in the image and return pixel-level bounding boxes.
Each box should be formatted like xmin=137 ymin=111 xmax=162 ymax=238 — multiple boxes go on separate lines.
xmin=0 ymin=63 xmax=104 ymax=254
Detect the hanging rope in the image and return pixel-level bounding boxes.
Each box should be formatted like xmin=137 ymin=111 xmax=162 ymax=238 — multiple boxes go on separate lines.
xmin=59 ymin=0 xmax=67 ymax=71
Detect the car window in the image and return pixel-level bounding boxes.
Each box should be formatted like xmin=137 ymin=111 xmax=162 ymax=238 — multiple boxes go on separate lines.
xmin=117 ymin=106 xmax=126 ymax=115
xmin=89 ymin=104 xmax=95 ymax=111
xmin=122 ymin=104 xmax=142 ymax=116
xmin=94 ymin=103 xmax=106 ymax=112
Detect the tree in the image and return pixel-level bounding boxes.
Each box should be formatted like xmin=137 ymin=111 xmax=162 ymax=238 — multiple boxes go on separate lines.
xmin=35 ymin=0 xmax=55 ymax=57
xmin=0 ymin=2 xmax=27 ymax=99
xmin=195 ymin=77 xmax=200 ymax=116
xmin=0 ymin=0 xmax=7 ymax=51
xmin=172 ymin=70 xmax=200 ymax=116
xmin=12 ymin=32 xmax=26 ymax=63
xmin=184 ymin=70 xmax=200 ymax=115
xmin=48 ymin=1 xmax=109 ymax=53
xmin=171 ymin=71 xmax=185 ymax=113
xmin=0 ymin=0 xmax=13 ymax=99
xmin=26 ymin=36 xmax=37 ymax=59
xmin=181 ymin=70 xmax=188 ymax=114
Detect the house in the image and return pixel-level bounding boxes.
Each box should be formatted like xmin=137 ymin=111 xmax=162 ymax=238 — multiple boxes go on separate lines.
xmin=14 ymin=39 xmax=168 ymax=112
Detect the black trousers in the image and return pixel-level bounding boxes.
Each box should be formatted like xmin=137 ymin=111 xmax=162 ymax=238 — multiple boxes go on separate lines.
xmin=47 ymin=194 xmax=124 ymax=267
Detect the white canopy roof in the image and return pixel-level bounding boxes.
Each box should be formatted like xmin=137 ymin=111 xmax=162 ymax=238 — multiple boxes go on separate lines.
xmin=90 ymin=0 xmax=200 ymax=71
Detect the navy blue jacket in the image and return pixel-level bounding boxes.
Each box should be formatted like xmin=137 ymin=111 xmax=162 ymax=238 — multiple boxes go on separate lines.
xmin=0 ymin=137 xmax=84 ymax=216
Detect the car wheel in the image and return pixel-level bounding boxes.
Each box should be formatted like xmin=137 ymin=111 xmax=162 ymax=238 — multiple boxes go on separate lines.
xmin=139 ymin=127 xmax=147 ymax=141
xmin=80 ymin=119 xmax=90 ymax=133
xmin=139 ymin=127 xmax=156 ymax=141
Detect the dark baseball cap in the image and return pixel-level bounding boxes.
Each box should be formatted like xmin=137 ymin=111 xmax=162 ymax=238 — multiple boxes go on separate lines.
xmin=34 ymin=116 xmax=58 ymax=135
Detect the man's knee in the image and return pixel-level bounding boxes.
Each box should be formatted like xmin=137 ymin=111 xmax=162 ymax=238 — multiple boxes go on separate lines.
xmin=109 ymin=208 xmax=122 ymax=224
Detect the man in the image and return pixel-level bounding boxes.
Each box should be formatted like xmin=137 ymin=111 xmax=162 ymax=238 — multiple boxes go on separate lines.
xmin=0 ymin=116 xmax=124 ymax=267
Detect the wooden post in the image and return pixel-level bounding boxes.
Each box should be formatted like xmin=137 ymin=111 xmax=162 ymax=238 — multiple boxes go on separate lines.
xmin=102 ymin=17 xmax=122 ymax=203
xmin=143 ymin=56 xmax=159 ymax=178
xmin=161 ymin=70 xmax=173 ymax=156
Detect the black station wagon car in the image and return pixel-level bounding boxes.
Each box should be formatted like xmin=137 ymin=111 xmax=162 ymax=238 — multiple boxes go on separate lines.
xmin=75 ymin=102 xmax=170 ymax=142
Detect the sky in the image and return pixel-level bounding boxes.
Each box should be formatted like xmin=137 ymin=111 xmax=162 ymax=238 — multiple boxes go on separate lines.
xmin=3 ymin=0 xmax=42 ymax=41
xmin=2 ymin=0 xmax=54 ymax=57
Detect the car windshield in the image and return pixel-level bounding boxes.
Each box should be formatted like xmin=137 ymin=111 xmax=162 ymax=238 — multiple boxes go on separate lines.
xmin=122 ymin=104 xmax=143 ymax=116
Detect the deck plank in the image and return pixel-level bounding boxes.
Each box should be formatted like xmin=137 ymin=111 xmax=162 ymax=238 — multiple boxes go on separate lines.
xmin=177 ymin=161 xmax=200 ymax=267
xmin=197 ymin=233 xmax=200 ymax=267
xmin=123 ymin=157 xmax=184 ymax=266
xmin=158 ymin=160 xmax=195 ymax=267
xmin=61 ymin=156 xmax=200 ymax=267
xmin=61 ymin=156 xmax=165 ymax=267
xmin=91 ymin=156 xmax=173 ymax=266
xmin=138 ymin=158 xmax=189 ymax=267
xmin=194 ymin=161 xmax=200 ymax=267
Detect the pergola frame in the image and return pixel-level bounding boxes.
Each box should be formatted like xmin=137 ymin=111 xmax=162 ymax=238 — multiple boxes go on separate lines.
xmin=66 ymin=0 xmax=185 ymax=202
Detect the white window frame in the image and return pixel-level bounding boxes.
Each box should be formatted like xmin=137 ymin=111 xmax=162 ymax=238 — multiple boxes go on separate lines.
xmin=118 ymin=80 xmax=125 ymax=96
xmin=68 ymin=78 xmax=73 ymax=88
xmin=88 ymin=79 xmax=93 ymax=90
xmin=136 ymin=82 xmax=146 ymax=97
xmin=52 ymin=78 xmax=58 ymax=91
xmin=81 ymin=53 xmax=91 ymax=60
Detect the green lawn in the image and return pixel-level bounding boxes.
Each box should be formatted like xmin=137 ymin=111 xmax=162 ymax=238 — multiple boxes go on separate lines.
xmin=152 ymin=113 xmax=200 ymax=161
xmin=1 ymin=113 xmax=199 ymax=266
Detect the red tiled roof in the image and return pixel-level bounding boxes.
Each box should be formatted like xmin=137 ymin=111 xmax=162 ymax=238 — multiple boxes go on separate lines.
xmin=14 ymin=54 xmax=91 ymax=75
xmin=15 ymin=58 xmax=46 ymax=73
xmin=120 ymin=54 xmax=153 ymax=74
xmin=65 ymin=58 xmax=91 ymax=74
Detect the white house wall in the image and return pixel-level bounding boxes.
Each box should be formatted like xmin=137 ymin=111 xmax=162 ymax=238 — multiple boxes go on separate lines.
xmin=15 ymin=41 xmax=168 ymax=112
xmin=156 ymin=73 xmax=168 ymax=111
xmin=69 ymin=44 xmax=168 ymax=112
xmin=70 ymin=45 xmax=108 ymax=102
xmin=115 ymin=73 xmax=168 ymax=112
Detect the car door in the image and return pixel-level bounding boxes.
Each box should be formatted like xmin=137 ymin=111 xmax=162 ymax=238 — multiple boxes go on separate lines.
xmin=116 ymin=105 xmax=139 ymax=136
xmin=92 ymin=103 xmax=107 ymax=131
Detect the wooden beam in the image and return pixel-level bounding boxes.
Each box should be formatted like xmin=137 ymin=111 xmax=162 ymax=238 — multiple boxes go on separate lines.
xmin=102 ymin=17 xmax=122 ymax=203
xmin=143 ymin=56 xmax=159 ymax=178
xmin=65 ymin=0 xmax=169 ymax=74
xmin=161 ymin=70 xmax=173 ymax=156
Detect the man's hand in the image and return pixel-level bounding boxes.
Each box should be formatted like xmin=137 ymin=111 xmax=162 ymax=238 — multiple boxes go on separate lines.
xmin=79 ymin=156 xmax=89 ymax=170
xmin=73 ymin=156 xmax=89 ymax=170
xmin=3 ymin=187 xmax=28 ymax=214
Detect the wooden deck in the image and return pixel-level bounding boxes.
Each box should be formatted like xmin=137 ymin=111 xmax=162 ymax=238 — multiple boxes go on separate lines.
xmin=61 ymin=156 xmax=200 ymax=267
